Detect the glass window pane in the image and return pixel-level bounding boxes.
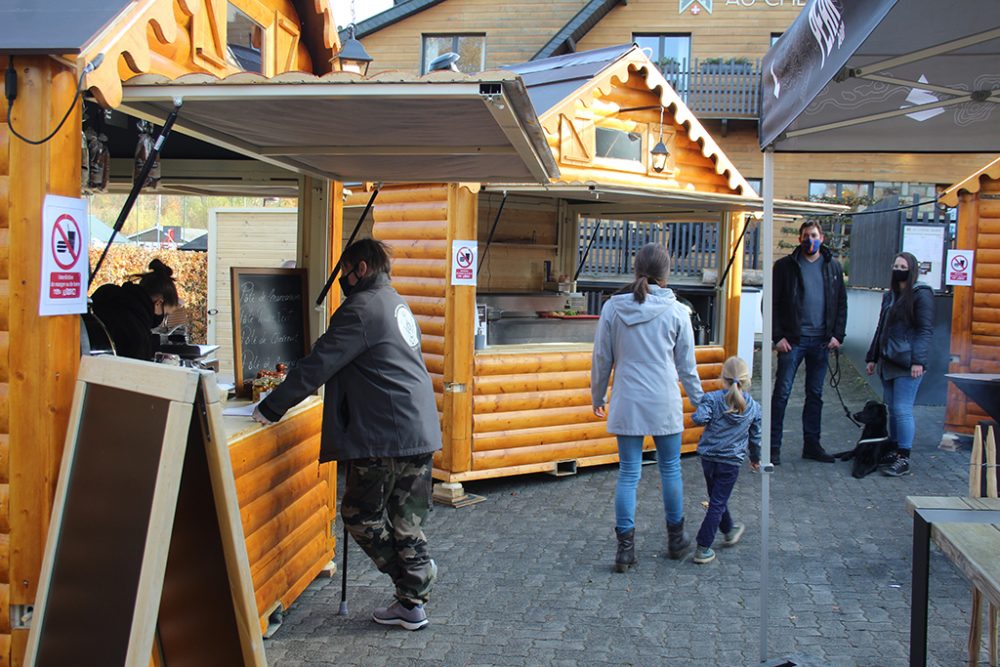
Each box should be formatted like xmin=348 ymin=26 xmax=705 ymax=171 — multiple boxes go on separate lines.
xmin=422 ymin=36 xmax=454 ymax=73
xmin=227 ymin=4 xmax=263 ymax=73
xmin=808 ymin=181 xmax=835 ymax=199
xmin=746 ymin=178 xmax=762 ymax=195
xmin=595 ymin=127 xmax=642 ymax=162
xmin=633 ymin=35 xmax=661 ymax=63
xmin=456 ymin=35 xmax=485 ymax=73
xmin=663 ymin=36 xmax=690 ymax=67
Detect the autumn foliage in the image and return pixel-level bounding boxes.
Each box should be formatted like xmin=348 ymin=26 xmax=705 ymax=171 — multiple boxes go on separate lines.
xmin=88 ymin=245 xmax=208 ymax=343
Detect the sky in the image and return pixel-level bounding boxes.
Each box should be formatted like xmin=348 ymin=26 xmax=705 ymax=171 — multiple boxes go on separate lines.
xmin=329 ymin=0 xmax=393 ymax=27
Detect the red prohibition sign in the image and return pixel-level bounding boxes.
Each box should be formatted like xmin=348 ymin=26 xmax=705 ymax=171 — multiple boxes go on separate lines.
xmin=51 ymin=214 xmax=82 ymax=270
xmin=950 ymin=254 xmax=969 ymax=272
xmin=456 ymin=246 xmax=474 ymax=269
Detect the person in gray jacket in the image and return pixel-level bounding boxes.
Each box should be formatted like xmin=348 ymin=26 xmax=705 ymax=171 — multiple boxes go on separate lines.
xmin=253 ymin=239 xmax=441 ymax=631
xmin=592 ymin=243 xmax=705 ymax=572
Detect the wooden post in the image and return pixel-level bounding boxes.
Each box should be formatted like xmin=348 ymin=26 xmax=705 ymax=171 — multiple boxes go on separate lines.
xmin=7 ymin=57 xmax=82 ymax=665
xmin=323 ymin=179 xmax=342 ymax=555
xmin=946 ymin=192 xmax=979 ymax=433
xmin=441 ymin=185 xmax=476 ymax=475
xmin=722 ymin=211 xmax=745 ymax=356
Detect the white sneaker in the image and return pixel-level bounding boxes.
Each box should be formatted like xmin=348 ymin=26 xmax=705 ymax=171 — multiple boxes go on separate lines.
xmin=372 ymin=601 xmax=428 ymax=631
xmin=722 ymin=523 xmax=745 ymax=547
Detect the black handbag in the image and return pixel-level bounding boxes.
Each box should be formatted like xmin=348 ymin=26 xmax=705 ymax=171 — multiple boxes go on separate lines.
xmin=881 ymin=336 xmax=912 ymax=367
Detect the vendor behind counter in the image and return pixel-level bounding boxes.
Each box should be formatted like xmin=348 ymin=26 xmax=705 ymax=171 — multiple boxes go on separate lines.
xmin=90 ymin=259 xmax=180 ymax=360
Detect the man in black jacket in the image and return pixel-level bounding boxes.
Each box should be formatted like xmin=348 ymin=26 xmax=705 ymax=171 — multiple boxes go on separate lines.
xmin=771 ymin=221 xmax=847 ymax=464
xmin=253 ymin=239 xmax=441 ymax=630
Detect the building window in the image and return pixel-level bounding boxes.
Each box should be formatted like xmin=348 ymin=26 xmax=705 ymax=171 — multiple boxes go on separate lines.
xmin=227 ymin=4 xmax=264 ymax=73
xmin=808 ymin=181 xmax=874 ymax=200
xmin=421 ymin=34 xmax=486 ymax=74
xmin=633 ymin=34 xmax=691 ymax=71
xmin=595 ymin=127 xmax=643 ymax=162
xmin=745 ymin=178 xmax=762 ymax=195
xmin=770 ymin=33 xmax=783 ymax=47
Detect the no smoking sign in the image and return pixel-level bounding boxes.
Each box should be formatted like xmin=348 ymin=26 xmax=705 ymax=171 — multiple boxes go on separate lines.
xmin=40 ymin=195 xmax=89 ymax=316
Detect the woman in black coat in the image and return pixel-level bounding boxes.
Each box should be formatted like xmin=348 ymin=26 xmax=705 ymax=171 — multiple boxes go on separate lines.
xmin=91 ymin=259 xmax=180 ymax=360
xmin=865 ymin=251 xmax=934 ymax=477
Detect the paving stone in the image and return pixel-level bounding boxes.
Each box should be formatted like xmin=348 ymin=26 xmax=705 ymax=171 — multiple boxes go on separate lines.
xmin=266 ymin=351 xmax=978 ymax=666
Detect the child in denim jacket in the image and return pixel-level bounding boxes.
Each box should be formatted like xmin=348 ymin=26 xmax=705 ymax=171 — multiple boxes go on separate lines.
xmin=690 ymin=356 xmax=761 ymax=564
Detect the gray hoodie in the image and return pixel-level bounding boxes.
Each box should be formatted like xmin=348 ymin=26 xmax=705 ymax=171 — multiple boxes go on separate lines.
xmin=591 ymin=285 xmax=704 ymax=436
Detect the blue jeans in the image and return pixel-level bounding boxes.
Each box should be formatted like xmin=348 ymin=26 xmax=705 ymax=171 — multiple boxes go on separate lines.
xmin=881 ymin=374 xmax=923 ymax=451
xmin=615 ymin=433 xmax=683 ymax=531
xmin=696 ymin=459 xmax=741 ymax=548
xmin=771 ymin=336 xmax=829 ymax=450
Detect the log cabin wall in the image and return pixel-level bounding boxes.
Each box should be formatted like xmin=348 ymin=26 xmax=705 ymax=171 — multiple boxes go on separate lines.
xmin=945 ymin=179 xmax=1000 ymax=435
xmin=544 ymin=70 xmax=736 ymax=194
xmin=476 ymin=194 xmax=559 ymax=293
xmin=228 ymin=404 xmax=329 ymax=633
xmin=0 ymin=56 xmax=10 ymax=666
xmin=467 ymin=346 xmax=726 ymax=479
xmin=363 ymin=185 xmax=452 ymax=465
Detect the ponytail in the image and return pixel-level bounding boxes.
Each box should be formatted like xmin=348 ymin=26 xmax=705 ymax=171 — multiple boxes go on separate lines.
xmin=618 ymin=243 xmax=671 ymax=304
xmin=721 ymin=356 xmax=751 ymax=414
xmin=131 ymin=259 xmax=179 ymax=307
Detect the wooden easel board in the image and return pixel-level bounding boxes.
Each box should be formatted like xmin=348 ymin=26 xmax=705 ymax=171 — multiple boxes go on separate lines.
xmin=24 ymin=356 xmax=266 ymax=667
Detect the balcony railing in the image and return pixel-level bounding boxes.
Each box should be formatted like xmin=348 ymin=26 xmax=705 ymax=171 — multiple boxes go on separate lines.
xmin=577 ymin=219 xmax=761 ymax=281
xmin=658 ymin=58 xmax=762 ymax=119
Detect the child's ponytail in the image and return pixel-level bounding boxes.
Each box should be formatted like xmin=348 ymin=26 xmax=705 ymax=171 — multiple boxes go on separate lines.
xmin=721 ymin=356 xmax=751 ymax=414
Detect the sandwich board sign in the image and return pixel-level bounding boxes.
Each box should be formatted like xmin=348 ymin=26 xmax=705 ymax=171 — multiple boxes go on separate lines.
xmin=24 ymin=356 xmax=266 ymax=666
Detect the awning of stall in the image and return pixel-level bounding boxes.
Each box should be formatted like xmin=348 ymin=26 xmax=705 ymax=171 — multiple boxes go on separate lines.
xmin=112 ymin=70 xmax=560 ymax=184
xmin=940 ymin=155 xmax=1000 ymax=207
xmin=760 ymin=0 xmax=1000 ymax=152
xmin=480 ymin=183 xmax=847 ymax=220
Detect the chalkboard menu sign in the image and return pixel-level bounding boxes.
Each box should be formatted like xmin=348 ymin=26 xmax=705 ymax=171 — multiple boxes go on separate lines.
xmin=231 ymin=267 xmax=310 ymax=396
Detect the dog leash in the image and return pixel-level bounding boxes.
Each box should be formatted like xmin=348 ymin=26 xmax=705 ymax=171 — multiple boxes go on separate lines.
xmin=828 ymin=349 xmax=862 ymax=427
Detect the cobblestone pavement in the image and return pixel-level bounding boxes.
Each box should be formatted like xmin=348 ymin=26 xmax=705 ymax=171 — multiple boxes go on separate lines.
xmin=266 ymin=354 xmax=983 ymax=666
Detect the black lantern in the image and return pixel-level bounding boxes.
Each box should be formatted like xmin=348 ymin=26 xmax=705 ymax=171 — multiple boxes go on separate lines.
xmin=650 ymin=105 xmax=670 ymax=173
xmin=332 ymin=25 xmax=373 ymax=75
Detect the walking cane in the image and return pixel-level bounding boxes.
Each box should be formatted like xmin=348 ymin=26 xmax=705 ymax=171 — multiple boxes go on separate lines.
xmin=338 ymin=462 xmax=350 ymax=616
xmin=338 ymin=522 xmax=349 ymax=615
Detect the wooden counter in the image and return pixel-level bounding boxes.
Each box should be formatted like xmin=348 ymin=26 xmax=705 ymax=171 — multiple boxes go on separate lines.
xmin=224 ymin=396 xmax=335 ymax=634
xmin=435 ymin=344 xmax=726 ymax=484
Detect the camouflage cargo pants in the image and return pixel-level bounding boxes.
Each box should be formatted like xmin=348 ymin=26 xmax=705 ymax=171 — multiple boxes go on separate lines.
xmin=341 ymin=453 xmax=435 ymax=605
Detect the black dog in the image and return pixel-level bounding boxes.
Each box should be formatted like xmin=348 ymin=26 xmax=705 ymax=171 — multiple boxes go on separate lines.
xmin=834 ymin=400 xmax=894 ymax=479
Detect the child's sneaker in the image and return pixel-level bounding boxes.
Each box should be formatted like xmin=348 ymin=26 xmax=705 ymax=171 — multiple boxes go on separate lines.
xmin=372 ymin=601 xmax=429 ymax=630
xmin=693 ymin=546 xmax=716 ymax=564
xmin=722 ymin=523 xmax=745 ymax=547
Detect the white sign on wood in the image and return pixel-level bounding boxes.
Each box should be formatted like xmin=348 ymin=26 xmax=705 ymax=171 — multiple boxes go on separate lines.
xmin=40 ymin=195 xmax=89 ymax=316
xmin=946 ymin=249 xmax=974 ymax=287
xmin=451 ymin=240 xmax=478 ymax=286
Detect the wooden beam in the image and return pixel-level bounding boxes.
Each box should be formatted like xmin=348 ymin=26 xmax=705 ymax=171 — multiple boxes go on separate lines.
xmin=8 ymin=57 xmax=81 ymax=664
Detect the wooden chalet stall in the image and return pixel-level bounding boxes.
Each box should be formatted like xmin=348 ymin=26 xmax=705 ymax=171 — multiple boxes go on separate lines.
xmin=0 ymin=0 xmax=557 ymax=660
xmin=347 ymin=46 xmax=834 ymax=499
xmin=942 ymin=157 xmax=1000 ymax=439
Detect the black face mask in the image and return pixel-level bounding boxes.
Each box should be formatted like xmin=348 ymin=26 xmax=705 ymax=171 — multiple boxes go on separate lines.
xmin=892 ymin=269 xmax=909 ymax=285
xmin=339 ymin=269 xmax=358 ymax=297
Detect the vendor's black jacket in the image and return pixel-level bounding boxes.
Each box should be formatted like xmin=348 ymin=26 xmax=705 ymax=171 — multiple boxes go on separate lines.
xmin=865 ymin=284 xmax=935 ymax=369
xmin=91 ymin=282 xmax=159 ymax=360
xmin=258 ymin=272 xmax=442 ymax=463
xmin=772 ymin=245 xmax=847 ymax=345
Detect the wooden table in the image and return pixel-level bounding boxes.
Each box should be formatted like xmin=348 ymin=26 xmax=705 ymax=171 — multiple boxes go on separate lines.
xmin=906 ymin=496 xmax=1000 ymax=667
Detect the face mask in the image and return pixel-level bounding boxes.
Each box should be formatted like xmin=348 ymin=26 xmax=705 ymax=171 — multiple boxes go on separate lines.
xmin=892 ymin=269 xmax=909 ymax=284
xmin=339 ymin=268 xmax=359 ymax=297
xmin=801 ymin=238 xmax=821 ymax=255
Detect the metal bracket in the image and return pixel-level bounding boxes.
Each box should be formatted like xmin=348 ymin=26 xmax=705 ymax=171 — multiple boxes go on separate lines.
xmin=444 ymin=383 xmax=466 ymax=393
xmin=10 ymin=604 xmax=32 ymax=630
